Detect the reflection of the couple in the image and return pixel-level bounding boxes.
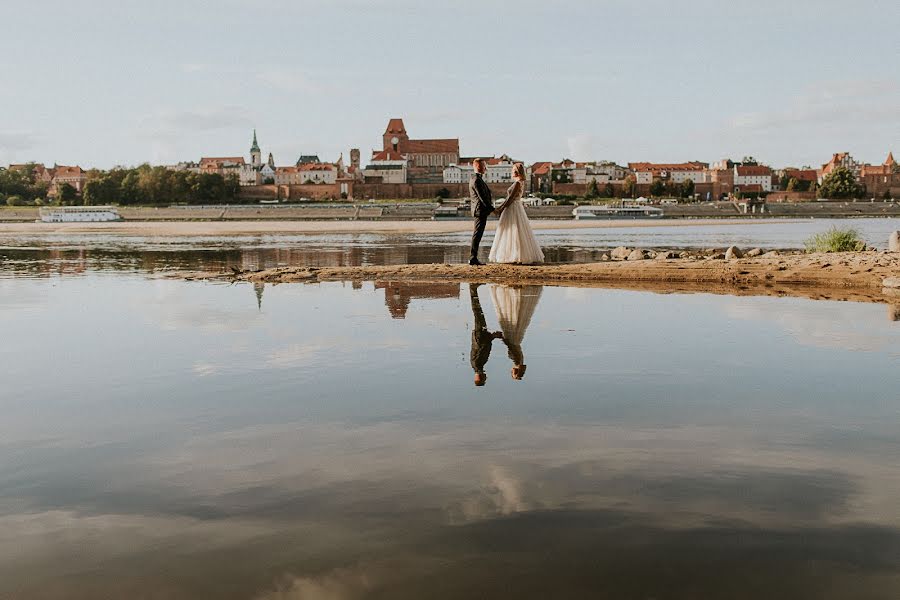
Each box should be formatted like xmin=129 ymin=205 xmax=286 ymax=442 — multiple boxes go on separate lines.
xmin=470 ymin=283 xmax=542 ymax=386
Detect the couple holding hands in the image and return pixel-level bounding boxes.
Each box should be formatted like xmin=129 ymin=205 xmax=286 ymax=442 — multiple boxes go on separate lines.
xmin=468 ymin=159 xmax=545 ymax=266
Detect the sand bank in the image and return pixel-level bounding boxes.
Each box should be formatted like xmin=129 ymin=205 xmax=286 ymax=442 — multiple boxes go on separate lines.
xmin=0 ymin=218 xmax=803 ymax=237
xmin=179 ymin=250 xmax=900 ymax=304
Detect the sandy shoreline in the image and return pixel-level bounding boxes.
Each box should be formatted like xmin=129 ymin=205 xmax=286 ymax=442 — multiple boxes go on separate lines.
xmin=179 ymin=250 xmax=900 ymax=305
xmin=0 ymin=218 xmax=805 ymax=237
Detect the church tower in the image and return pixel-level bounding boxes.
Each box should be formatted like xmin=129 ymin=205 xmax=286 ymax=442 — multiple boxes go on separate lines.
xmin=267 ymin=152 xmax=275 ymax=168
xmin=383 ymin=118 xmax=409 ymax=152
xmin=250 ymin=130 xmax=261 ymax=167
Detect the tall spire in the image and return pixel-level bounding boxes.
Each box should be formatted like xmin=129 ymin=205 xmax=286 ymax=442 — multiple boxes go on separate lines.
xmin=886 ymin=151 xmax=895 ymax=167
xmin=250 ymin=129 xmax=260 ymax=153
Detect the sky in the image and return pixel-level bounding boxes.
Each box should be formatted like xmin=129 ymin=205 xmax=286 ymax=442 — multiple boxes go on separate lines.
xmin=1 ymin=0 xmax=898 ymax=170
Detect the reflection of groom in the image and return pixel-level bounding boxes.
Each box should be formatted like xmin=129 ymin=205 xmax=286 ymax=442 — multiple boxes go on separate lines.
xmin=468 ymin=158 xmax=493 ymax=266
xmin=469 ymin=283 xmax=503 ymax=387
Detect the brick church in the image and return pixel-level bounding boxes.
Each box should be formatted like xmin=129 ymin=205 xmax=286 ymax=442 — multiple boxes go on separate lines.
xmin=380 ymin=118 xmax=460 ymax=183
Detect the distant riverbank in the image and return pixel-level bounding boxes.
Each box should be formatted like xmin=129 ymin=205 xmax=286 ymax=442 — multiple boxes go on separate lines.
xmin=0 ymin=218 xmax=809 ymax=236
xmin=2 ymin=200 xmax=899 ymax=224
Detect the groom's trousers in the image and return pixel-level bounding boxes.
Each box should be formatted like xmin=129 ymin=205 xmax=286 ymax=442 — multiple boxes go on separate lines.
xmin=470 ymin=214 xmax=488 ymax=262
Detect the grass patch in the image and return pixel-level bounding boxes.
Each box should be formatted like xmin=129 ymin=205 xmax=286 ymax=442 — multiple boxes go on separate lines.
xmin=804 ymin=226 xmax=866 ymax=253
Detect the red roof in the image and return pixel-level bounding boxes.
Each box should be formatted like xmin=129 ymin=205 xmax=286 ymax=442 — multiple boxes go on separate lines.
xmin=629 ymin=162 xmax=707 ymax=171
xmin=885 ymin=152 xmax=895 ymax=166
xmin=736 ymin=165 xmax=772 ymax=176
xmin=200 ymin=157 xmax=245 ymax=166
xmin=298 ymin=163 xmax=334 ymax=171
xmin=53 ymin=165 xmax=84 ymax=177
xmin=370 ymin=149 xmax=407 ymax=161
xmin=402 ymin=139 xmax=459 ymax=154
xmin=783 ymin=168 xmax=818 ymax=182
xmin=384 ymin=118 xmax=407 ymax=135
xmin=531 ymin=162 xmax=552 ymax=175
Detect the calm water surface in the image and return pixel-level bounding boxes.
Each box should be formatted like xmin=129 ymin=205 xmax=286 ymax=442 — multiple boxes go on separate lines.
xmin=1 ymin=217 xmax=898 ymax=276
xmin=1 ymin=263 xmax=899 ymax=598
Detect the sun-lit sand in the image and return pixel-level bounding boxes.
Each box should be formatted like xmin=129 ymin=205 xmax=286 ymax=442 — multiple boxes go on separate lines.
xmin=179 ymin=250 xmax=900 ymax=305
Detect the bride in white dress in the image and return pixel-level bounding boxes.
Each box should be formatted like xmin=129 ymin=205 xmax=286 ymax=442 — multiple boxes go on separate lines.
xmin=489 ymin=162 xmax=545 ymax=264
xmin=490 ymin=284 xmax=543 ymax=380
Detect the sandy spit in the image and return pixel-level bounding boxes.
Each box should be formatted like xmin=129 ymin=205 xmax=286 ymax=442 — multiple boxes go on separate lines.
xmin=178 ymin=251 xmax=900 ymax=304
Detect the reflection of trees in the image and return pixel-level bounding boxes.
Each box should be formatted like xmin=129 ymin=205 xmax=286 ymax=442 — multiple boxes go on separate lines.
xmin=253 ymin=283 xmax=264 ymax=310
xmin=0 ymin=242 xmax=612 ymax=279
xmin=374 ymin=281 xmax=460 ymax=319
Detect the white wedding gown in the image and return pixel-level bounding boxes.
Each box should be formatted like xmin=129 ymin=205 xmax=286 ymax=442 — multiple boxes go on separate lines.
xmin=489 ymin=181 xmax=545 ymax=264
xmin=489 ymin=285 xmax=543 ymax=365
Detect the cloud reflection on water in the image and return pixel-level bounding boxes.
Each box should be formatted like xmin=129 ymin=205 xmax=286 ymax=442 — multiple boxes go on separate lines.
xmin=1 ymin=277 xmax=899 ymax=598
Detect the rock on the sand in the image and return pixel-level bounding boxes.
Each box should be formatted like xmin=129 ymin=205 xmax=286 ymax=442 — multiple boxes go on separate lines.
xmin=884 ymin=277 xmax=900 ymax=289
xmin=656 ymin=251 xmax=676 ymax=260
xmin=890 ymin=231 xmax=900 ymax=252
xmin=725 ymin=246 xmax=743 ymax=260
xmin=611 ymin=246 xmax=631 ymax=260
xmin=627 ymin=249 xmax=646 ymax=261
xmin=762 ymin=250 xmax=780 ymax=258
xmin=745 ymin=248 xmax=763 ymax=257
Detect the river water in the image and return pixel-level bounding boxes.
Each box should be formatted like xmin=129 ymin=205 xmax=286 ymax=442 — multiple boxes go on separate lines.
xmin=0 ymin=218 xmax=898 ymax=276
xmin=1 ymin=224 xmax=899 ymax=599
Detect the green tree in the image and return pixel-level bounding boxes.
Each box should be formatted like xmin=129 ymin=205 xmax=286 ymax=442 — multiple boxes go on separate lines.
xmin=623 ymin=175 xmax=637 ymax=198
xmin=224 ymin=173 xmax=240 ymax=202
xmin=6 ymin=195 xmax=25 ymax=206
xmin=649 ymin=178 xmax=666 ymax=197
xmin=680 ymin=178 xmax=695 ymax=199
xmin=585 ymin=179 xmax=600 ymax=199
xmin=83 ymin=176 xmax=118 ymax=206
xmin=817 ymin=166 xmax=865 ymax=199
xmin=57 ymin=183 xmax=78 ymax=205
xmin=435 ymin=187 xmax=451 ymax=199
xmin=604 ymin=182 xmax=614 ymax=198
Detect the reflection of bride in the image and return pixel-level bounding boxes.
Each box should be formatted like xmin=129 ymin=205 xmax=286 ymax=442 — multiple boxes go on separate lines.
xmin=489 ymin=285 xmax=543 ymax=380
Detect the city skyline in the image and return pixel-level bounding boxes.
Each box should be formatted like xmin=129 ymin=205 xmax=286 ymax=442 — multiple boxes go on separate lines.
xmin=1 ymin=0 xmax=898 ymax=169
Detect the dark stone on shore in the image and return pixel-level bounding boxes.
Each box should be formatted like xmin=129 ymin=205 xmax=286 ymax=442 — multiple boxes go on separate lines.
xmin=656 ymin=251 xmax=676 ymax=260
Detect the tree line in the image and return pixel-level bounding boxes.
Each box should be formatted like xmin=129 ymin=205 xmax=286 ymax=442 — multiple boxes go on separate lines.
xmin=83 ymin=165 xmax=240 ymax=206
xmin=2 ymin=163 xmax=241 ymax=207
xmin=0 ymin=166 xmax=49 ymax=205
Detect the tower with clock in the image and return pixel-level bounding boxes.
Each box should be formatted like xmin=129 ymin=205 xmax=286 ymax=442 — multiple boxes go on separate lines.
xmin=383 ymin=118 xmax=409 ymax=152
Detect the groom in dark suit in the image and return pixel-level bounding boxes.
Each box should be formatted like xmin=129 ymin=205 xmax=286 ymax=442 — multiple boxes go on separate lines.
xmin=470 ymin=283 xmax=503 ymax=386
xmin=468 ymin=158 xmax=493 ymax=266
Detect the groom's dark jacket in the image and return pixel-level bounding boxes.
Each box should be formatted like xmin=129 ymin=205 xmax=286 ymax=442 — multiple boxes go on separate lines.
xmin=469 ymin=173 xmax=493 ymax=218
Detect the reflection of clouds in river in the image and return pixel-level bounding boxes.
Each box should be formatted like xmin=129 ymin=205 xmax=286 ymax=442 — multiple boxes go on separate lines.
xmin=723 ymin=298 xmax=898 ymax=353
xmin=4 ymin=418 xmax=900 ymax=598
xmin=0 ymin=278 xmax=48 ymax=314
xmin=138 ymin=284 xmax=265 ymax=333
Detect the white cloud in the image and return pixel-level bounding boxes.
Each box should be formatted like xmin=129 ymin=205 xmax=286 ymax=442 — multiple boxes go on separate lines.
xmin=137 ymin=105 xmax=253 ymax=139
xmin=729 ymin=79 xmax=900 ymax=133
xmin=256 ymin=68 xmax=333 ymax=94
xmin=566 ymin=133 xmax=593 ymax=161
